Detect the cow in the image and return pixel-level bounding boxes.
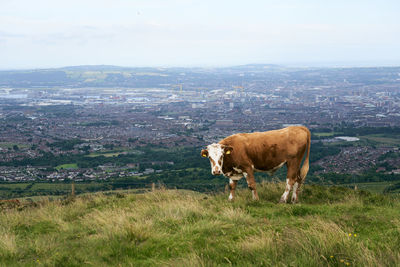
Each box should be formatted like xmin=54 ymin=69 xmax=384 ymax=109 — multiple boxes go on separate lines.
xmin=201 ymin=126 xmax=311 ymax=203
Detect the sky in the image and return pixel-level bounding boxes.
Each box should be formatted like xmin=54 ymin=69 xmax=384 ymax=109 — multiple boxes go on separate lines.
xmin=0 ymin=0 xmax=399 ymax=69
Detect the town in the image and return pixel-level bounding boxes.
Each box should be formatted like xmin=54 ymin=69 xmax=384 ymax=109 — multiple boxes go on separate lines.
xmin=0 ymin=65 xmax=399 ymax=182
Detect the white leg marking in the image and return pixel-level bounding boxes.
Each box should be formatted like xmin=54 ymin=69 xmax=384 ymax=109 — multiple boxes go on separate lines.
xmin=280 ymin=179 xmax=291 ymax=203
xmin=252 ymin=190 xmax=256 ymax=200
xmin=291 ymin=182 xmax=298 ymax=203
xmin=282 ymin=190 xmax=289 ymax=201
xmin=229 ymin=193 xmax=233 ymax=201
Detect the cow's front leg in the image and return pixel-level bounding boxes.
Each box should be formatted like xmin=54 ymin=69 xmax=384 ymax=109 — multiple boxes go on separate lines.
xmin=228 ymin=179 xmax=238 ymax=201
xmin=244 ymin=169 xmax=259 ymax=200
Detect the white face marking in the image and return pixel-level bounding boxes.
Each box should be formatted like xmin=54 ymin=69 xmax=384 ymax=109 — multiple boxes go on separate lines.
xmin=229 ymin=178 xmax=234 ymax=185
xmin=207 ymin=143 xmax=225 ymax=175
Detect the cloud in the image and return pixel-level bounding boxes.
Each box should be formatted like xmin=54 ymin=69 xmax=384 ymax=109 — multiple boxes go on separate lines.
xmin=1 ymin=0 xmax=399 ymax=68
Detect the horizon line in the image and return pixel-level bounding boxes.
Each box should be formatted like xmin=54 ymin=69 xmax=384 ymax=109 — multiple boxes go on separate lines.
xmin=1 ymin=61 xmax=400 ymax=71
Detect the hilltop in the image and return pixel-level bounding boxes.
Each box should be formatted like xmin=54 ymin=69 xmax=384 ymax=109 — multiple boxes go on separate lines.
xmin=1 ymin=183 xmax=399 ymax=266
xmin=1 ymin=64 xmax=399 ymax=88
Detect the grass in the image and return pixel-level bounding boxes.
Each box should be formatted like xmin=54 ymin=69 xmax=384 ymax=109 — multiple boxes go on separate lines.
xmin=313 ymin=132 xmax=343 ymax=137
xmin=55 ymin=163 xmax=78 ymax=170
xmin=86 ymin=152 xmax=124 ymax=158
xmin=0 ymin=182 xmax=108 ymax=199
xmin=359 ymin=135 xmax=400 ymax=146
xmin=342 ymin=181 xmax=396 ymax=194
xmin=0 ymin=142 xmax=29 ymax=149
xmin=0 ymin=183 xmax=399 ymax=266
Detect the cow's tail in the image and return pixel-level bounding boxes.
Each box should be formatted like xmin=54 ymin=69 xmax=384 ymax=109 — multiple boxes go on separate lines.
xmin=299 ymin=127 xmax=311 ymax=181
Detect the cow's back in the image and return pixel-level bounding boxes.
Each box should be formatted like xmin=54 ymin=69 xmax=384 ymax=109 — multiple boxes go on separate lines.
xmin=220 ymin=126 xmax=309 ymax=172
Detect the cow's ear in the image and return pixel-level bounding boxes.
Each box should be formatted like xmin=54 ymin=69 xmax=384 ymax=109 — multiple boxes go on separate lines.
xmin=201 ymin=149 xmax=208 ymax=158
xmin=224 ymin=146 xmax=233 ymax=155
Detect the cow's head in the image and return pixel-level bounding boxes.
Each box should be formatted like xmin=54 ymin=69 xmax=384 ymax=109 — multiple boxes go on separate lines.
xmin=201 ymin=143 xmax=233 ymax=175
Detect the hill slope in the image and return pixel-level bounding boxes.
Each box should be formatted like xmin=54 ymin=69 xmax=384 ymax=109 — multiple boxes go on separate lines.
xmin=1 ymin=183 xmax=399 ymax=266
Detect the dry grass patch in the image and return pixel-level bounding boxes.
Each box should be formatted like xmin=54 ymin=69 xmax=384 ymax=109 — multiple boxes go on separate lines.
xmin=0 ymin=185 xmax=399 ymax=266
xmin=0 ymin=232 xmax=17 ymax=257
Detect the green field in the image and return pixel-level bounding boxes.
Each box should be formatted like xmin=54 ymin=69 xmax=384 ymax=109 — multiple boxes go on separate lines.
xmin=0 ymin=143 xmax=29 ymax=149
xmin=359 ymin=134 xmax=400 ymax=146
xmin=55 ymin=163 xmax=78 ymax=170
xmin=0 ymin=183 xmax=399 ymax=266
xmin=313 ymin=132 xmax=400 ymax=147
xmin=313 ymin=132 xmax=343 ymax=137
xmin=351 ymin=181 xmax=396 ymax=194
xmin=86 ymin=152 xmax=124 ymax=158
xmin=0 ymin=182 xmax=108 ymax=200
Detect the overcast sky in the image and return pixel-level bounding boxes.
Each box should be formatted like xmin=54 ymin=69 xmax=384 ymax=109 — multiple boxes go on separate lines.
xmin=1 ymin=0 xmax=399 ymax=69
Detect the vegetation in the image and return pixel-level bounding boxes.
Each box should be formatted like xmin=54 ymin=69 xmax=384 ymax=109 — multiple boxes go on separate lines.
xmin=1 ymin=126 xmax=399 ymax=200
xmin=0 ymin=184 xmax=399 ymax=266
xmin=55 ymin=163 xmax=78 ymax=171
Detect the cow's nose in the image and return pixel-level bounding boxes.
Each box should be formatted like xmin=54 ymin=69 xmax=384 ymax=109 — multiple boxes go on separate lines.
xmin=213 ymin=168 xmax=221 ymax=175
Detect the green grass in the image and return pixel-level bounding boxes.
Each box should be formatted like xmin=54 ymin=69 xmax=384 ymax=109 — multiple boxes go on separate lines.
xmin=348 ymin=181 xmax=396 ymax=194
xmin=359 ymin=134 xmax=400 ymax=146
xmin=335 ymin=181 xmax=396 ymax=194
xmin=313 ymin=132 xmax=343 ymax=137
xmin=55 ymin=163 xmax=78 ymax=170
xmin=1 ymin=183 xmax=399 ymax=266
xmin=0 ymin=183 xmax=108 ymax=199
xmin=0 ymin=142 xmax=29 ymax=149
xmin=86 ymin=152 xmax=124 ymax=158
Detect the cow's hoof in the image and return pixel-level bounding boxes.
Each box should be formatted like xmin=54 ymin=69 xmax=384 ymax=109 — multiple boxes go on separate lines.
xmin=278 ymin=199 xmax=287 ymax=204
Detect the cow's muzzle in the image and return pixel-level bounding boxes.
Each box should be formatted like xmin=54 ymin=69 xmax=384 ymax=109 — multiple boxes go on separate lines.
xmin=212 ymin=167 xmax=222 ymax=175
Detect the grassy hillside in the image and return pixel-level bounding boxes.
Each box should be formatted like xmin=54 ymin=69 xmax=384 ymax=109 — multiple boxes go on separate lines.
xmin=1 ymin=183 xmax=399 ymax=266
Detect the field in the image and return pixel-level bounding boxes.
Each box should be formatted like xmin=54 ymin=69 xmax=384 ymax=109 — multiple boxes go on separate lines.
xmin=1 ymin=183 xmax=399 ymax=266
xmin=55 ymin=163 xmax=78 ymax=170
xmin=0 ymin=142 xmax=29 ymax=149
xmin=313 ymin=132 xmax=343 ymax=137
xmin=346 ymin=181 xmax=396 ymax=194
xmin=0 ymin=182 xmax=107 ymax=199
xmin=359 ymin=134 xmax=400 ymax=146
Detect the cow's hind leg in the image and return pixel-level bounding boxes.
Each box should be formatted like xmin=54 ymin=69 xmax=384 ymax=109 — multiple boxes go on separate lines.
xmin=280 ymin=161 xmax=299 ymax=203
xmin=291 ymin=180 xmax=301 ymax=204
xmin=279 ymin=178 xmax=295 ymax=203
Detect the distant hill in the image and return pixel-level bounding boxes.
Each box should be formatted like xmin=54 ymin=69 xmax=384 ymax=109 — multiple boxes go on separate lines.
xmin=1 ymin=64 xmax=399 ymax=88
xmin=1 ymin=183 xmax=399 ymax=266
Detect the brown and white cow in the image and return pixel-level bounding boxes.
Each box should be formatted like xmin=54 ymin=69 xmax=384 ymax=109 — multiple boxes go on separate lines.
xmin=201 ymin=126 xmax=311 ymax=203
